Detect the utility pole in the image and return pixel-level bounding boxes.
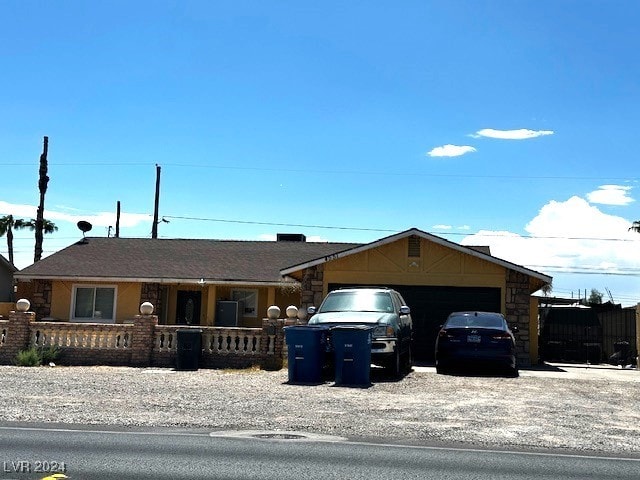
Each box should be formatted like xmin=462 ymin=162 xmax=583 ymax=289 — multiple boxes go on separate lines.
xmin=115 ymin=201 xmax=121 ymax=238
xmin=151 ymin=164 xmax=161 ymax=239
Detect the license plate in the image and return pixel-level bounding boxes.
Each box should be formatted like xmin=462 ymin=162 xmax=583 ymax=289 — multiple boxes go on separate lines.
xmin=467 ymin=335 xmax=481 ymax=343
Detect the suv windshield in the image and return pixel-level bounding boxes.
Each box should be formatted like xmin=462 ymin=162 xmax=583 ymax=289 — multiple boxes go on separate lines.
xmin=318 ymin=291 xmax=394 ymax=313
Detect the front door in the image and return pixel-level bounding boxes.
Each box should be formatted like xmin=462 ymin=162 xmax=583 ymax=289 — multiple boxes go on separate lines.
xmin=176 ymin=290 xmax=202 ymax=325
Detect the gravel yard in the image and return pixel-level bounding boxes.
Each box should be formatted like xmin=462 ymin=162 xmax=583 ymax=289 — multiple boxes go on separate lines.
xmin=1 ymin=364 xmax=639 ymax=455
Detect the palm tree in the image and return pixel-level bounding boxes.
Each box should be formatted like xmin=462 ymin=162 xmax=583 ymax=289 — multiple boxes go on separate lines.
xmin=21 ymin=219 xmax=58 ymax=261
xmin=34 ymin=136 xmax=50 ymax=262
xmin=0 ymin=215 xmax=30 ymax=265
xmin=630 ymin=221 xmax=640 ymax=233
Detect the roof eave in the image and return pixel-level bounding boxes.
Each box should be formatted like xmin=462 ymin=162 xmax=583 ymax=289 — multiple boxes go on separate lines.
xmin=14 ymin=274 xmax=297 ymax=287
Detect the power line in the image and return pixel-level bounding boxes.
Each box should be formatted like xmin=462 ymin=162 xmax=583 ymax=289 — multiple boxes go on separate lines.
xmin=162 ymin=214 xmax=640 ymax=243
xmin=163 ymin=215 xmax=398 ymax=233
xmin=3 ymin=161 xmax=638 ymax=181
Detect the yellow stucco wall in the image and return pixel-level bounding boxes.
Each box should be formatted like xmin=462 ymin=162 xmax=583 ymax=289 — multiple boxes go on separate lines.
xmin=163 ymin=284 xmax=300 ymax=328
xmin=324 ymin=237 xmax=507 ymax=309
xmin=0 ymin=302 xmax=14 ymax=317
xmin=50 ymin=281 xmax=141 ymax=323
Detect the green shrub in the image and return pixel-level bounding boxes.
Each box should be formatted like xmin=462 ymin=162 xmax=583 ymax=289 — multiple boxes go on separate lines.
xmin=39 ymin=345 xmax=61 ymax=364
xmin=14 ymin=347 xmax=42 ymax=367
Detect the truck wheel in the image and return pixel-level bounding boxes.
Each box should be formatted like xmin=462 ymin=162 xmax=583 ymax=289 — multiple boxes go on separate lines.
xmin=402 ymin=346 xmax=412 ymax=373
xmin=386 ymin=349 xmax=401 ymax=378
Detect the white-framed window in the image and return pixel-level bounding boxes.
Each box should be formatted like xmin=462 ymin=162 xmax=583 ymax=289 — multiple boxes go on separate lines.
xmin=231 ymin=289 xmax=258 ymax=318
xmin=71 ymin=285 xmax=117 ymax=323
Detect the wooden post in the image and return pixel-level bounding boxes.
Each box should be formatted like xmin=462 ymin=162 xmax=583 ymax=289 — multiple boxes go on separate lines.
xmin=151 ymin=165 xmax=161 ymax=239
xmin=115 ymin=201 xmax=121 ymax=238
xmin=636 ymin=303 xmax=640 ymax=371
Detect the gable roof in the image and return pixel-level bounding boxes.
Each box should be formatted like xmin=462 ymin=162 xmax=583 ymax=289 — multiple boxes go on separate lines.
xmin=14 ymin=237 xmax=361 ymax=285
xmin=0 ymin=253 xmax=17 ymax=273
xmin=280 ymin=227 xmax=552 ymax=285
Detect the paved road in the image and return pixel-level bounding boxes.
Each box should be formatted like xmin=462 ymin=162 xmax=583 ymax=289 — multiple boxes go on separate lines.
xmin=1 ymin=424 xmax=639 ymax=480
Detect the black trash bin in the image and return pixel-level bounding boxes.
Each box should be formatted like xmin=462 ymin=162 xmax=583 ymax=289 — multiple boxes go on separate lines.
xmin=284 ymin=325 xmax=329 ymax=384
xmin=331 ymin=325 xmax=373 ymax=387
xmin=176 ymin=328 xmax=202 ymax=371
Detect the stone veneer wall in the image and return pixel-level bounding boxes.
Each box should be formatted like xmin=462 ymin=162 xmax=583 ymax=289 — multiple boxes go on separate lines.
xmin=505 ymin=269 xmax=533 ymax=366
xmin=141 ymin=283 xmax=163 ymax=322
xmin=300 ymin=264 xmax=324 ymax=312
xmin=30 ymin=279 xmax=52 ymax=320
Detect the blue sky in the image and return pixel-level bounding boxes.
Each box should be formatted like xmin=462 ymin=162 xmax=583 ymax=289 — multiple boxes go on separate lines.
xmin=1 ymin=1 xmax=639 ymax=305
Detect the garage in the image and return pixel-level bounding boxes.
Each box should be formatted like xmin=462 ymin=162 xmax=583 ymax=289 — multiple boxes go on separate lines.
xmin=329 ymin=283 xmax=502 ymax=360
xmin=283 ymin=228 xmax=552 ymax=366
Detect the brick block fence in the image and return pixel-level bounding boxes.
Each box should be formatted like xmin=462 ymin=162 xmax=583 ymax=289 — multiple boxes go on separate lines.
xmin=0 ymin=304 xmax=286 ymax=370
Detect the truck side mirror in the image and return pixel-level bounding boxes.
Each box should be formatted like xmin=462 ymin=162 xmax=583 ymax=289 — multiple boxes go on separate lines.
xmin=400 ymin=306 xmax=411 ymax=315
xmin=307 ymin=306 xmax=316 ymax=315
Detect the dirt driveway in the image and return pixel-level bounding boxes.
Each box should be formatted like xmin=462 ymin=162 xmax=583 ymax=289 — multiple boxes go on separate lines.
xmin=1 ymin=362 xmax=639 ymax=455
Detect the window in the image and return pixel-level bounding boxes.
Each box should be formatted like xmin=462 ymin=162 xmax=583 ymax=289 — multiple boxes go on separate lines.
xmin=231 ymin=289 xmax=258 ymax=318
xmin=71 ymin=285 xmax=117 ymax=322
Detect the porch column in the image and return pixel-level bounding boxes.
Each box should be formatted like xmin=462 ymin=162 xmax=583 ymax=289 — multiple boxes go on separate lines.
xmin=206 ymin=286 xmax=217 ymax=326
xmin=267 ymin=287 xmax=276 ymax=310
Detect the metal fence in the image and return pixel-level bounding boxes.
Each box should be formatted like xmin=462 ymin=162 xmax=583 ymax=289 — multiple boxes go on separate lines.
xmin=539 ymin=306 xmax=637 ymax=365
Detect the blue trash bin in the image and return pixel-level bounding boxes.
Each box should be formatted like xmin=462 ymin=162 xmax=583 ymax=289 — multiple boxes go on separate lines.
xmin=331 ymin=325 xmax=373 ymax=387
xmin=284 ymin=325 xmax=329 ymax=384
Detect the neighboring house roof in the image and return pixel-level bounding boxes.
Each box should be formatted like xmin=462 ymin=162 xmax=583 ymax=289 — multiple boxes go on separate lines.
xmin=14 ymin=237 xmax=361 ymax=285
xmin=0 ymin=253 xmax=17 ymax=273
xmin=467 ymin=245 xmax=491 ymax=255
xmin=281 ymin=227 xmax=552 ymax=285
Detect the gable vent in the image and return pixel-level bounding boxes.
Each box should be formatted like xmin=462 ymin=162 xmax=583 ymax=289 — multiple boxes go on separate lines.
xmin=408 ymin=235 xmax=421 ymax=258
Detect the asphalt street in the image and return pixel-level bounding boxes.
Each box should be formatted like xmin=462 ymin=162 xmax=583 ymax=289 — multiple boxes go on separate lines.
xmin=1 ymin=424 xmax=639 ymax=480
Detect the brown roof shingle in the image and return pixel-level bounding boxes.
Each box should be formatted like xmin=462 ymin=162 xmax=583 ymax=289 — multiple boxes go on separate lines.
xmin=15 ymin=237 xmax=362 ymax=284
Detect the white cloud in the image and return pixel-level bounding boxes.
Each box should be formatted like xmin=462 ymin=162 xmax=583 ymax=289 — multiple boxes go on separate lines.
xmin=471 ymin=128 xmax=554 ymax=140
xmin=461 ymin=196 xmax=640 ymax=303
xmin=457 ymin=225 xmax=471 ymax=231
xmin=0 ymin=201 xmax=151 ymax=228
xmin=427 ymin=145 xmax=477 ymax=157
xmin=432 ymin=224 xmax=452 ymax=230
xmin=586 ymin=185 xmax=635 ymax=206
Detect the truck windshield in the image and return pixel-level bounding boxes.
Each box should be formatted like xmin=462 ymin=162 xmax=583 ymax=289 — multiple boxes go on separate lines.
xmin=318 ymin=291 xmax=393 ymax=313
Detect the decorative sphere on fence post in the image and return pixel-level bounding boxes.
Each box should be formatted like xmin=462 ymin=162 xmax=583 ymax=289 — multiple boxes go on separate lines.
xmin=16 ymin=298 xmax=30 ymax=312
xmin=140 ymin=302 xmax=154 ymax=315
xmin=267 ymin=305 xmax=281 ymax=320
xmin=297 ymin=307 xmax=307 ymax=322
xmin=286 ymin=305 xmax=298 ymax=319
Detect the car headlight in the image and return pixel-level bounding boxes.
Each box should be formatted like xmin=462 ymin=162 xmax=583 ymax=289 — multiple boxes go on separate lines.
xmin=373 ymin=325 xmax=395 ymax=337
